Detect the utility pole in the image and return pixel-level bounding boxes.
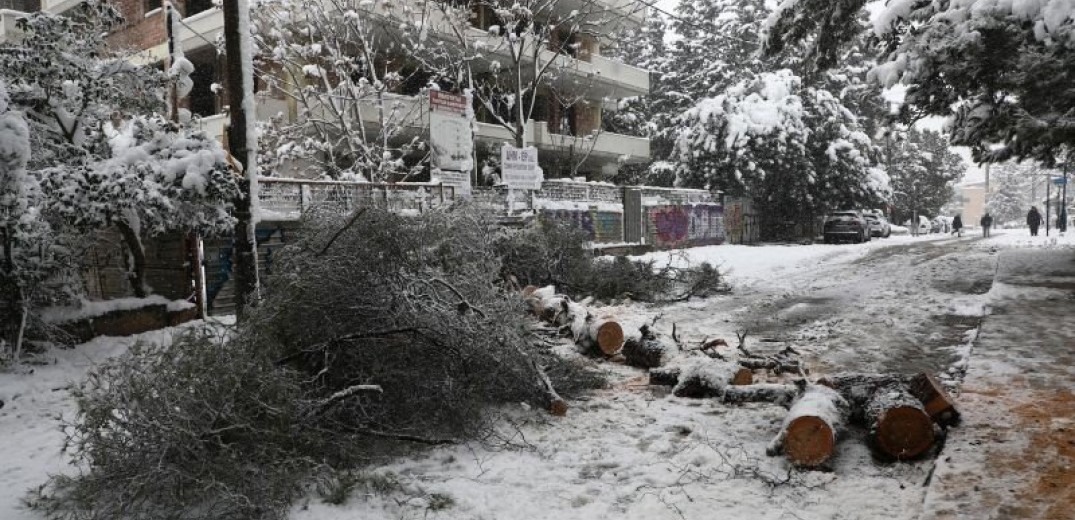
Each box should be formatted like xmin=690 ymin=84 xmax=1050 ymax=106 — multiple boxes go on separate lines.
xmin=223 ymin=0 xmax=259 ymax=320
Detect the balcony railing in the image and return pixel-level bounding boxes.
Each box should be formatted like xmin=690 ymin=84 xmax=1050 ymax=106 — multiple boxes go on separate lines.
xmin=258 ymin=177 xmax=458 ymax=220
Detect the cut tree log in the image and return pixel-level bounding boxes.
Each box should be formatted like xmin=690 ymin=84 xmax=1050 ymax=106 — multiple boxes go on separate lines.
xmin=649 ymin=366 xmax=681 ymax=386
xmin=623 ymin=336 xmax=668 ymax=368
xmin=909 ymin=372 xmax=961 ymax=426
xmin=767 ymin=384 xmax=849 ymax=468
xmin=589 ymin=316 xmax=625 ymax=356
xmin=865 ymin=383 xmax=935 ymax=460
xmin=672 ymin=358 xmax=753 ymax=398
xmin=816 ymin=373 xmax=911 ymax=423
xmin=623 ymin=325 xmax=674 ymax=368
xmin=723 ymin=383 xmax=803 ymax=407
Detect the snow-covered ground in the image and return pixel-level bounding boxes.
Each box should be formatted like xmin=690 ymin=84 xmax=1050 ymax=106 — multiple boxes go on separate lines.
xmin=3 ymin=229 xmax=1074 ymax=520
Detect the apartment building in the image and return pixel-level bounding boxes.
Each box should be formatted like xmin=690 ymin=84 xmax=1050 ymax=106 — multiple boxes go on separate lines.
xmin=1 ymin=0 xmax=651 ymax=182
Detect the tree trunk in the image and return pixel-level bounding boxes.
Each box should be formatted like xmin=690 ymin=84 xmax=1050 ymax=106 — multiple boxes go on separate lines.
xmin=767 ymin=384 xmax=849 ymax=468
xmin=115 ymin=220 xmax=148 ymax=298
xmin=865 ymin=383 xmax=935 ymax=460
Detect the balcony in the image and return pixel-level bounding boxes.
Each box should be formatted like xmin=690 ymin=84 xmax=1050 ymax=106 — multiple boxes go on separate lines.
xmin=0 ymin=9 xmax=25 ymax=44
xmin=136 ymin=7 xmax=224 ymax=64
xmin=475 ymin=120 xmax=650 ymax=163
xmin=41 ymin=0 xmax=79 ymax=14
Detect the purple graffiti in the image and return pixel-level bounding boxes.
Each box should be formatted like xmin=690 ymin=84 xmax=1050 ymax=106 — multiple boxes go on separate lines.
xmin=653 ymin=207 xmax=689 ymax=246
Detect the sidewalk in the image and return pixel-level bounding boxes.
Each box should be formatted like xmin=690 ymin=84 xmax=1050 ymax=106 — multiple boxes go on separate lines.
xmin=922 ymin=247 xmax=1075 ymax=519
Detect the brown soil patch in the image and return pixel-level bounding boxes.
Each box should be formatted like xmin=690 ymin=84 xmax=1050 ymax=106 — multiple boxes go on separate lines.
xmin=986 ymin=389 xmax=1075 ymax=519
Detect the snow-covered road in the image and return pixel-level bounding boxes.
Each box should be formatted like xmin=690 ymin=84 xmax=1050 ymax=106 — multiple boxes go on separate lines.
xmin=3 ymin=230 xmax=1072 ymax=520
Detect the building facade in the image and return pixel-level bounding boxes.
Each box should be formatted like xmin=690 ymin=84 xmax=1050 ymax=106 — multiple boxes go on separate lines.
xmin=2 ymin=0 xmax=650 ymax=183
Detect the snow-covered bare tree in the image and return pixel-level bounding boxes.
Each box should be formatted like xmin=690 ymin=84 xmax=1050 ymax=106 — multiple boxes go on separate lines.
xmin=763 ymin=0 xmax=1075 ymax=166
xmin=420 ymin=0 xmax=641 ymax=179
xmin=886 ymin=129 xmax=965 ymax=224
xmin=673 ymin=70 xmax=887 ymax=239
xmin=252 ymin=0 xmax=432 ymax=181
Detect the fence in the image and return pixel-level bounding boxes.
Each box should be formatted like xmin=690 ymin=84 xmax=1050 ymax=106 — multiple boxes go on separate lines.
xmin=259 ymin=178 xmax=458 ymax=220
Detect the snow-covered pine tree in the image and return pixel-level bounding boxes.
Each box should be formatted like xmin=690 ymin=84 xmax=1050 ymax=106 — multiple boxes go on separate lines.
xmin=986 ymin=161 xmax=1041 ymax=225
xmin=603 ymin=14 xmax=671 ymax=185
xmin=674 ymin=70 xmax=887 ymax=239
xmin=885 ymin=129 xmax=965 ymax=224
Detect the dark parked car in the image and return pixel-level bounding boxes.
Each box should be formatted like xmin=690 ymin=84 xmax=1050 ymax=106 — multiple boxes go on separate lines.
xmin=824 ymin=210 xmax=871 ymax=243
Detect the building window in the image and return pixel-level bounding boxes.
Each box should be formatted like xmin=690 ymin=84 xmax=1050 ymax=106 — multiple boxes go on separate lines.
xmin=145 ymin=0 xmax=162 ymax=13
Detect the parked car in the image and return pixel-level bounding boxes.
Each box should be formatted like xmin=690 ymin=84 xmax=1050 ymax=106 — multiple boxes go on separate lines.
xmin=824 ymin=210 xmax=871 ymax=243
xmin=863 ymin=211 xmax=891 ymax=238
xmin=931 ymin=216 xmax=952 ymax=234
xmin=905 ymin=215 xmax=932 ymax=235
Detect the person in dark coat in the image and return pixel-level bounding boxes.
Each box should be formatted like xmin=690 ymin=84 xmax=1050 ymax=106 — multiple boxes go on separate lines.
xmin=952 ymin=214 xmax=963 ymax=237
xmin=980 ymin=212 xmax=993 ymax=237
xmin=1027 ymin=206 xmax=1042 ymax=236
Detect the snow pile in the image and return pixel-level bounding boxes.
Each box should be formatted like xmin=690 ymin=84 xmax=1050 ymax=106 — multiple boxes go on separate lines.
xmin=39 ymin=296 xmax=195 ymax=324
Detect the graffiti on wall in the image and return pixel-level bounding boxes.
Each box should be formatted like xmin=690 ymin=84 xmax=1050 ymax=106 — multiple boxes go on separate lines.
xmin=541 ymin=209 xmax=624 ymax=243
xmin=647 ymin=204 xmax=725 ymax=248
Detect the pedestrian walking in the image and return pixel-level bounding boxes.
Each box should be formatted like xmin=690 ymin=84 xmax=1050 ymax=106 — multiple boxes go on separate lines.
xmin=952 ymin=214 xmax=963 ymax=237
xmin=1027 ymin=206 xmax=1042 ymax=236
xmin=980 ymin=212 xmax=993 ymax=237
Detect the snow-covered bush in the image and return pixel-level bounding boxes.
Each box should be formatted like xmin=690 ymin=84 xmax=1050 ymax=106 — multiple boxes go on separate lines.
xmin=0 ymin=80 xmax=80 ymax=363
xmin=40 ymin=116 xmax=239 ymax=297
xmin=496 ymin=220 xmax=725 ymax=301
xmin=30 ymin=328 xmax=320 ymax=520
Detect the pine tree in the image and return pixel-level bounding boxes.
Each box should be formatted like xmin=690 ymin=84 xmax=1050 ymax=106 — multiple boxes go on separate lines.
xmin=886 ymin=129 xmax=965 ymax=224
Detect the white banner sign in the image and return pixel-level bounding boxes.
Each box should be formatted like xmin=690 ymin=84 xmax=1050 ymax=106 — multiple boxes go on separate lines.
xmin=429 ymin=91 xmax=473 ymax=173
xmin=501 ymin=145 xmax=542 ymax=190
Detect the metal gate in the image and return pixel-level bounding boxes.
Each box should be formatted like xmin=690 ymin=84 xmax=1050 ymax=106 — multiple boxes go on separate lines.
xmin=623 ymin=188 xmax=643 ymax=243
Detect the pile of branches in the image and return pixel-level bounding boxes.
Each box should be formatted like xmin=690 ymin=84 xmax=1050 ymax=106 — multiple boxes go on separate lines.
xmin=496 ymin=220 xmax=726 ymax=302
xmin=32 ymin=206 xmax=605 ymax=520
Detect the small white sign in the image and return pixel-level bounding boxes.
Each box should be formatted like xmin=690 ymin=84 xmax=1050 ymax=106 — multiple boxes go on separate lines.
xmin=501 ymin=145 xmax=542 ymax=190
